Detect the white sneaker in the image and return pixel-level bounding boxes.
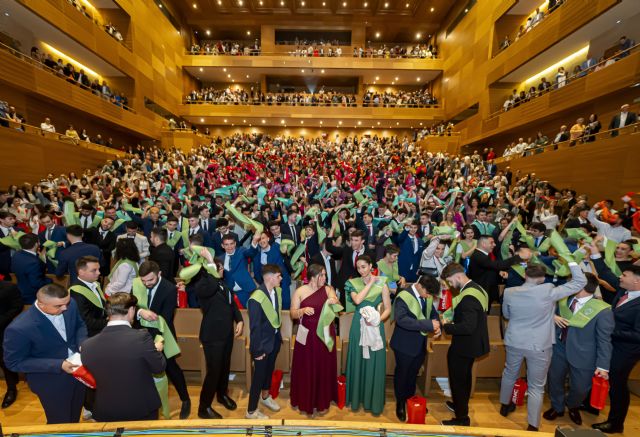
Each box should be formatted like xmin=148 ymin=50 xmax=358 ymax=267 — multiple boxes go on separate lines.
xmin=82 ymin=408 xmax=93 ymax=421
xmin=260 ymin=395 xmax=281 ymax=412
xmin=245 ymin=409 xmax=269 ymax=419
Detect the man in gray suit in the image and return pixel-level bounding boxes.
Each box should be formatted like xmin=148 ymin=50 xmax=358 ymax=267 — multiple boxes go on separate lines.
xmin=499 ymin=262 xmax=587 ymax=431
xmin=544 ymin=272 xmax=613 ymax=426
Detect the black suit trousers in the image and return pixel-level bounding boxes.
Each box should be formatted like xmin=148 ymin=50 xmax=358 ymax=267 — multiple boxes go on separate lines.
xmin=199 ymin=337 xmax=234 ymax=408
xmin=0 ymin=329 xmax=18 ymax=390
xmin=248 ymin=340 xmax=280 ymax=412
xmin=165 ymin=356 xmax=190 ymax=401
xmin=447 ymin=347 xmax=475 ymax=419
xmin=37 ymin=376 xmax=85 ymax=424
xmin=607 ymin=344 xmax=640 ymax=426
xmin=393 ymin=348 xmax=426 ymax=405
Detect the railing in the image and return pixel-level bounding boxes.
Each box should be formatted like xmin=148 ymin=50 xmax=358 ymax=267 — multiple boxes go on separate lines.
xmin=60 ymin=0 xmax=131 ymax=50
xmin=0 ymin=41 xmax=136 ymax=113
xmin=487 ymin=42 xmax=640 ymax=120
xmin=495 ymin=0 xmax=568 ymax=55
xmin=185 ymin=49 xmax=438 ymax=59
xmin=0 ymin=116 xmax=124 ymax=155
xmin=183 ymin=97 xmax=440 ymax=108
xmin=494 ymin=121 xmax=640 ymax=164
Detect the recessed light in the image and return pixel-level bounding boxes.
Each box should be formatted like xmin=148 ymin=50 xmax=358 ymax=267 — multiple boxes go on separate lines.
xmin=246 ymin=74 xmax=249 ymax=78
xmin=158 ymin=4 xmax=162 ymax=8
xmin=395 ymin=76 xmax=399 ymax=80
xmin=231 ymin=79 xmax=235 ymax=82
xmin=416 ymin=77 xmax=421 ymax=81
xmin=300 ymin=120 xmax=304 ymax=124
xmin=224 ymin=119 xmax=228 ymax=122
xmin=199 ymin=67 xmax=203 ymax=72
xmin=616 ymin=19 xmax=622 ymax=24
xmin=321 ymin=69 xmax=325 ymax=73
xmin=416 ymin=32 xmax=421 ymax=39
xmin=3 ymin=12 xmax=9 ymax=16
xmin=384 ymin=2 xmax=389 ymax=7
xmin=281 ymin=119 xmax=285 ymax=124
xmin=375 ymin=76 xmax=379 ymax=80
xmin=200 ymin=118 xmax=205 ymax=122
xmin=419 ymin=122 xmax=423 ymax=126
xmin=243 ymin=119 xmax=246 ymax=123
xmin=195 ymin=30 xmax=198 ymax=34
xmin=396 ymin=122 xmax=400 ymax=125
xmin=238 ymin=0 xmax=243 ymax=5
xmin=281 ymin=0 xmax=284 ymax=5
xmin=320 ymin=121 xmax=323 ymax=124
xmin=405 ymin=2 xmax=409 ymax=7
xmin=259 ymin=0 xmax=263 ymax=4
xmin=358 ymin=121 xmax=362 ymax=125
xmin=206 ymin=30 xmax=211 ymax=35
xmin=262 ymin=119 xmax=266 ymax=123
xmin=430 ymin=6 xmax=434 ymax=12
xmin=301 ymin=1 xmax=305 ymax=5
xmin=377 ymin=121 xmax=380 ymax=125
xmin=227 ymin=74 xmax=231 ymax=78
xmin=301 ymin=69 xmax=305 ymax=73
xmin=223 ymin=68 xmax=227 ymax=72
xmin=192 ymin=2 xmax=197 ymax=8
xmin=391 ymin=81 xmax=395 ymax=85
xmin=375 ymin=32 xmax=381 ymax=38
xmin=247 ymin=30 xmax=251 ymax=35
xmin=343 ymin=1 xmax=347 ymax=6
xmin=217 ymin=0 xmax=221 ymax=4
xmin=464 ymin=8 xmax=468 ymax=12
xmin=322 ymin=1 xmax=326 ymax=5
xmin=339 ymin=121 xmax=343 ymax=125
xmin=364 ymin=1 xmax=368 ymax=6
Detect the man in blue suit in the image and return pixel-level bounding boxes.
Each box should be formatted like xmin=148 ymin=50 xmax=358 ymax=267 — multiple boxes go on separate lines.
xmin=390 ymin=275 xmax=441 ymax=422
xmin=55 ymin=225 xmax=101 ymax=282
xmin=4 ymin=283 xmax=88 ymax=423
xmin=134 ymin=206 xmax=163 ymax=239
xmin=38 ymin=213 xmax=67 ymax=272
xmin=394 ymin=220 xmax=424 ymax=283
xmin=221 ymin=233 xmax=257 ymax=308
xmin=12 ymin=233 xmax=52 ymax=304
xmin=212 ymin=218 xmax=239 ymax=257
xmin=249 ymin=232 xmax=292 ymax=309
xmin=198 ymin=205 xmax=216 ymax=239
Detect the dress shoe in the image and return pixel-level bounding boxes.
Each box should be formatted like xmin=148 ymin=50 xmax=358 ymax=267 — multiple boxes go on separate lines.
xmin=527 ymin=425 xmax=538 ymax=431
xmin=1 ymin=390 xmax=17 ymax=409
xmin=592 ymin=421 xmax=624 ymax=434
xmin=441 ymin=417 xmax=470 ymax=426
xmin=542 ymin=407 xmax=564 ymax=421
xmin=445 ymin=400 xmax=455 ymax=413
xmin=395 ymin=403 xmax=406 ymax=422
xmin=217 ymin=394 xmax=237 ymax=411
xmin=197 ymin=407 xmax=222 ymax=419
xmin=568 ymin=407 xmax=582 ymax=425
xmin=179 ymin=400 xmax=191 ymax=419
xmin=499 ymin=403 xmax=516 ymax=417
xmin=579 ymin=402 xmax=600 ymax=416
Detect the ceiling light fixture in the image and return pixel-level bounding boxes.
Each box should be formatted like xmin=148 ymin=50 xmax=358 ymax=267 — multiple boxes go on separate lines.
xmin=281 ymin=119 xmax=285 ymax=124
xmin=430 ymin=6 xmax=434 ymax=12
xmin=199 ymin=67 xmax=203 ymax=71
xmin=206 ymin=29 xmax=211 ymax=35
xmin=224 ymin=119 xmax=228 ymax=122
xmin=320 ymin=121 xmax=323 ymax=124
xmin=262 ymin=119 xmax=266 ymax=123
xmin=416 ymin=32 xmax=421 ymax=39
xmin=259 ymin=0 xmax=263 ymax=4
xmin=339 ymin=121 xmax=343 ymax=125
xmin=158 ymin=4 xmax=162 ymax=8
xmin=200 ymin=118 xmax=205 ymax=122
xmin=375 ymin=76 xmax=380 ymax=80
xmin=321 ymin=69 xmax=325 ymax=73
xmin=395 ymin=76 xmax=399 ymax=80
xmin=281 ymin=0 xmax=284 ymax=5
xmin=364 ymin=1 xmax=368 ymax=6
xmin=227 ymin=74 xmax=231 ymax=78
xmin=223 ymin=68 xmax=227 ymax=72
xmin=384 ymin=2 xmax=389 ymax=7
xmin=246 ymin=74 xmax=249 ymax=78
xmin=301 ymin=1 xmax=305 ymax=5
xmin=247 ymin=30 xmax=251 ymax=35
xmin=416 ymin=77 xmax=421 ymax=81
xmin=192 ymin=3 xmax=197 ymax=8
xmin=464 ymin=8 xmax=468 ymax=12
xmin=406 ymin=2 xmax=409 ymax=7
xmin=238 ymin=0 xmax=243 ymax=5
xmin=375 ymin=31 xmax=380 ymax=38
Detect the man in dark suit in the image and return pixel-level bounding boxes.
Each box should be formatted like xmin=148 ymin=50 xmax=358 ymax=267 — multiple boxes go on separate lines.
xmin=390 ymin=275 xmax=441 ymax=421
xmin=246 ymin=264 xmax=283 ymax=419
xmin=193 ymin=253 xmax=244 ymax=419
xmin=608 ymin=104 xmax=637 ymax=137
xmin=199 ymin=205 xmax=216 ymax=239
xmin=4 ymin=284 xmax=88 ymax=424
xmin=589 ymin=244 xmax=640 ymax=434
xmin=135 ymin=206 xmax=163 ymax=239
xmin=38 ymin=213 xmax=67 ymax=272
xmin=356 ymin=210 xmax=378 ymax=250
xmin=394 ymin=220 xmax=425 ymax=283
xmin=149 ymin=228 xmax=176 ymax=282
xmin=281 ymin=211 xmax=302 ymax=246
xmin=545 ymin=273 xmax=614 ymax=426
xmin=268 ymin=220 xmax=291 ymax=246
xmin=311 ymin=243 xmax=338 ymax=289
xmin=0 ymin=211 xmax=18 ymax=279
xmin=187 ymin=213 xmax=213 ymax=247
xmin=212 ymin=218 xmax=239 ymax=257
xmin=55 ymin=225 xmax=101 ymax=282
xmin=325 ymin=228 xmax=376 ymax=306
xmin=301 ymin=223 xmax=321 ymax=262
xmin=138 ymin=261 xmax=191 ymax=419
xmin=0 ymin=280 xmax=23 ymax=408
xmin=12 ymin=233 xmax=52 ymax=304
xmin=564 ymin=205 xmax=591 ymax=229
xmin=248 ymin=232 xmax=292 ymax=309
xmin=467 ymin=236 xmax=527 ymax=306
xmin=92 ymin=217 xmax=117 ymax=277
xmin=221 ymin=233 xmax=258 ymax=307
xmin=69 ymin=256 xmax=107 ymax=338
xmin=81 ymin=292 xmax=166 ymax=421
xmin=440 ymin=263 xmax=490 ymax=426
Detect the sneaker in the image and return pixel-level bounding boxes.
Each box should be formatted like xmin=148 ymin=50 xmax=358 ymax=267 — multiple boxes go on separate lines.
xmin=82 ymin=408 xmax=93 ymax=421
xmin=245 ymin=409 xmax=269 ymax=419
xmin=260 ymin=395 xmax=281 ymax=412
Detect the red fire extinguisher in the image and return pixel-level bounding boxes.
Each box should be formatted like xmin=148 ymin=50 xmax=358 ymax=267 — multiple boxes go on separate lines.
xmin=438 ymin=288 xmax=452 ymax=312
xmin=176 ymin=281 xmax=188 ymax=308
xmin=269 ymin=369 xmax=284 ymax=399
xmin=590 ymin=375 xmax=609 ymax=410
xmin=511 ymin=378 xmax=527 ymax=406
xmin=337 ymin=375 xmax=346 ymax=409
xmin=406 ymin=395 xmax=428 ymax=424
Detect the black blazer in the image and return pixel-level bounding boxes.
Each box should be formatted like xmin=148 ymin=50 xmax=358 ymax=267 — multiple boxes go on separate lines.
xmin=325 ymin=237 xmax=376 ymax=305
xmin=310 ymin=252 xmax=338 ymax=289
xmin=146 ymin=278 xmax=178 ymax=336
xmin=389 ymin=287 xmax=438 ymax=357
xmin=443 ymin=281 xmax=490 ymax=358
xmin=81 ymin=325 xmax=166 ymax=422
xmin=149 ymin=244 xmax=176 ymax=282
xmin=280 ymin=223 xmax=302 ymax=245
xmin=70 ymin=280 xmax=107 ymax=337
xmin=609 ymin=112 xmax=638 ymax=136
xmin=195 ymin=273 xmax=243 ymax=344
xmin=96 ymin=230 xmax=117 ymax=274
xmin=248 ymin=285 xmax=281 ymax=357
xmin=467 ymin=250 xmax=521 ymax=301
xmin=0 ymin=281 xmax=23 ymax=333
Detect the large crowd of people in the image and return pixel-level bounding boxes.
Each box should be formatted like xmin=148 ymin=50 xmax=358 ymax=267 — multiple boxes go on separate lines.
xmin=185 ymin=87 xmax=357 ymax=106
xmin=363 ymin=89 xmax=438 ymax=108
xmin=189 ymin=41 xmax=261 ymax=56
xmin=0 ymin=132 xmax=637 ymax=434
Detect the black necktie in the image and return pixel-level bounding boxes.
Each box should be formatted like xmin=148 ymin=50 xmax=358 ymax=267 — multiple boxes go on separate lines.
xmin=147 ymin=287 xmax=153 ymax=306
xmin=420 ymin=296 xmax=426 ymax=313
xmin=290 ymin=225 xmax=296 ymax=243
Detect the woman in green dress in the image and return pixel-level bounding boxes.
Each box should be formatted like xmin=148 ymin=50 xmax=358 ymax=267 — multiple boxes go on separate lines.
xmin=344 ymin=255 xmax=392 ymax=416
xmin=455 ymin=225 xmax=477 ymax=270
xmin=376 ymin=244 xmax=405 ymax=297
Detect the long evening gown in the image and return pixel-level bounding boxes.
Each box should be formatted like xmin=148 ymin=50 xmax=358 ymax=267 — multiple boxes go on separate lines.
xmin=290 ymin=286 xmax=338 ymax=415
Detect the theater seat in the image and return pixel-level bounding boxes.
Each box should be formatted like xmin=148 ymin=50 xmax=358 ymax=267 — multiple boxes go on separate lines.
xmin=174 ymin=308 xmax=203 ymax=372
xmin=474 ymin=315 xmax=506 ymax=378
xmin=46 ymin=274 xmax=69 ymax=288
xmin=337 ymin=312 xmax=353 ymax=374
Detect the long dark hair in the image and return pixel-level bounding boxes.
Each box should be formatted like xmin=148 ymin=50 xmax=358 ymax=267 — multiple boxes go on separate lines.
xmin=115 ymin=238 xmax=140 ymax=263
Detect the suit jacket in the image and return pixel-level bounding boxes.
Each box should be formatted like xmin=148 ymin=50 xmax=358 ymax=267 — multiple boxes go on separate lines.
xmin=81 ymin=325 xmax=165 ymax=422
xmin=55 ymin=242 xmax=102 ymax=282
xmin=148 ymin=277 xmax=177 ymax=335
xmin=95 ymin=230 xmax=117 ymax=275
xmin=212 ymin=231 xmax=239 ymax=257
xmin=609 ymin=112 xmax=638 ymax=136
xmin=0 ymin=281 xmax=23 ymax=333
xmin=248 ymin=285 xmax=282 ymax=357
xmin=390 ymin=286 xmax=438 ymax=357
xmin=443 ymin=280 xmax=490 ymax=358
xmin=250 ymin=244 xmax=291 ymax=290
xmin=11 ymin=250 xmax=52 ymax=304
xmin=281 ymin=223 xmax=302 ymax=245
xmin=555 ymin=297 xmax=614 ymax=371
xmin=395 ymin=231 xmax=425 ymax=280
xmin=303 ymin=234 xmax=321 ymax=260
xmin=311 ymin=252 xmax=338 ymax=288
xmin=149 ymin=244 xmax=176 ymax=282
xmin=195 ymin=273 xmax=243 ymax=344
xmin=222 ymin=247 xmax=257 ymax=305
xmin=38 ymin=226 xmax=67 ymax=246
xmin=502 ymin=264 xmax=586 ymax=351
xmin=0 ymin=227 xmax=16 ymax=276
xmin=70 ymin=280 xmax=107 ymax=337
xmin=467 ymin=249 xmax=522 ymax=301
xmin=199 ymin=218 xmax=216 ymax=238
xmin=186 ymin=227 xmax=213 ymax=248
xmin=325 ymin=237 xmax=376 ymax=304
xmin=136 ymin=217 xmax=163 ymax=239
xmin=4 ymin=299 xmax=87 ymax=394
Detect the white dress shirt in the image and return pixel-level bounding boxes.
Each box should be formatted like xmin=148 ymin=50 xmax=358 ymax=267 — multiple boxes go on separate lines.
xmin=104 ymin=262 xmax=136 ymax=295
xmin=35 ymin=302 xmax=73 ymax=357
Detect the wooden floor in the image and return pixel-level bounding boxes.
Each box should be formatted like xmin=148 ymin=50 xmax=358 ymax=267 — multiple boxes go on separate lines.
xmin=1 ymin=374 xmax=638 ymax=436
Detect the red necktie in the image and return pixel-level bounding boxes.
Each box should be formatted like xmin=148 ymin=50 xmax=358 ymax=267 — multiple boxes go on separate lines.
xmin=354 ymin=252 xmax=359 ymax=268
xmin=616 ymin=292 xmax=629 ymax=308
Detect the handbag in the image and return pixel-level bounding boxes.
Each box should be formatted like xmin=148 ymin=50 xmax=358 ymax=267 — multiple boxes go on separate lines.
xmin=418 ymin=267 xmax=439 ymax=277
xmin=296 ymin=316 xmax=309 ymax=345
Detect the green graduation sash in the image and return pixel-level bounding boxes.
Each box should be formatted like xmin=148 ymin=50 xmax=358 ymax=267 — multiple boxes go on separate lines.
xmin=558 ymin=297 xmax=610 ymax=329
xmin=70 ymin=284 xmax=106 ymax=309
xmin=604 ymin=238 xmax=622 ymax=277
xmin=0 ymin=231 xmax=24 ymax=250
xmin=131 ymin=278 xmax=181 ymax=359
xmin=154 ymin=374 xmax=170 ymax=419
xmin=345 ymin=276 xmax=387 ymax=313
xmin=472 ymin=220 xmax=495 ymax=236
xmin=178 ymin=245 xmax=220 ymax=282
xmin=40 ymin=240 xmax=59 ymax=267
xmin=165 ymin=230 xmax=182 ymax=249
xmin=249 ymin=287 xmax=282 ymax=328
xmin=316 ymin=300 xmax=344 ymax=351
xmin=443 ymin=286 xmax=488 ymax=322
xmin=225 ymin=201 xmax=264 ymax=234
xmin=377 ymin=259 xmax=400 ymax=282
xmin=455 ymin=239 xmax=476 ymax=263
xmin=395 ymin=290 xmax=432 ymax=336
xmin=107 ymin=259 xmax=139 ymax=281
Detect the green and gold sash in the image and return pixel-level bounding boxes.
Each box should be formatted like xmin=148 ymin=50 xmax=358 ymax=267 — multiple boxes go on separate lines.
xmin=443 ymin=286 xmax=488 ymax=322
xmin=395 ymin=290 xmax=433 ymax=336
xmin=249 ymin=287 xmax=282 ymax=328
xmin=70 ymin=284 xmax=106 ymax=309
xmin=0 ymin=231 xmax=24 ymax=250
xmin=345 ymin=276 xmax=387 ymax=313
xmin=558 ymin=297 xmax=610 ymax=329
xmin=377 ymin=259 xmax=400 ymax=282
xmin=107 ymin=259 xmax=139 ymax=281
xmin=316 ymin=300 xmax=343 ymax=351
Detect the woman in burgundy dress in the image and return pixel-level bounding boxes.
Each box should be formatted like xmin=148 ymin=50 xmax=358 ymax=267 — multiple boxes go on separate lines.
xmin=289 ymin=263 xmax=341 ymax=415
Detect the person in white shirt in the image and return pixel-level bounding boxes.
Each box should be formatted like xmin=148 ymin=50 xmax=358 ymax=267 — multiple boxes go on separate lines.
xmin=588 ymin=206 xmax=631 ymax=243
xmin=105 ymin=239 xmax=140 ymax=296
xmin=40 ymin=117 xmax=56 ymax=133
xmin=116 ymin=221 xmax=150 ymax=261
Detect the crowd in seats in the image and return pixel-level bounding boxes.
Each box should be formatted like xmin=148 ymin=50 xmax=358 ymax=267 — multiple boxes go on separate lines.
xmin=498 ymin=0 xmax=565 ymax=51
xmin=415 ymin=121 xmax=455 ymax=139
xmin=19 ymin=46 xmax=131 ymax=111
xmin=189 ymin=40 xmax=261 ymax=55
xmin=353 ymin=44 xmax=437 ymax=59
xmin=65 ymin=0 xmax=126 ymax=46
xmin=501 ymin=103 xmax=638 ymax=158
xmin=185 ymin=87 xmax=357 ymax=106
xmin=288 ymin=45 xmax=344 ymax=57
xmin=501 ymin=36 xmax=636 ymax=114
xmin=363 ymin=89 xmax=438 ymax=108
xmin=0 ymin=100 xmax=122 ymax=149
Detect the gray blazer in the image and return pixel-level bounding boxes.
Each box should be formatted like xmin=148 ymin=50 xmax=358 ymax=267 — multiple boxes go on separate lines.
xmin=503 ymin=264 xmax=587 ymax=351
xmin=556 ymin=299 xmax=614 ymax=371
